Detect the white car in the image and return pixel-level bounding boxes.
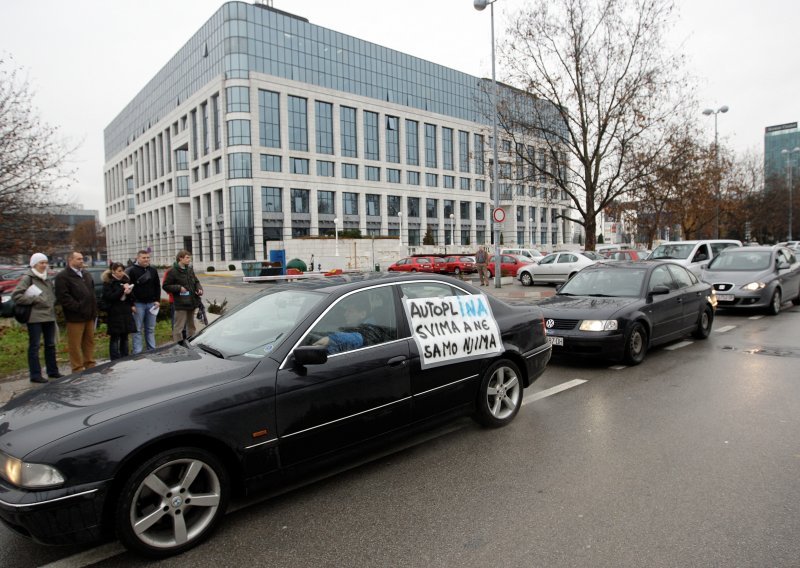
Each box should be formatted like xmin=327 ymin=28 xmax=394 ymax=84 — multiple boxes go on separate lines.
xmin=517 ymin=251 xmax=596 ymax=285
xmin=500 ymin=248 xmax=545 ymax=264
xmin=647 ymin=239 xmax=741 ymax=275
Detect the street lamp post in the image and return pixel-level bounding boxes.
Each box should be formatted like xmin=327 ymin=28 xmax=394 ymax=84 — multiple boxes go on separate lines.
xmin=781 ymin=147 xmax=800 ymax=241
xmin=474 ymin=0 xmax=502 ymax=288
xmin=702 ymin=105 xmax=729 ymax=239
xmin=334 ymin=217 xmax=339 ymax=256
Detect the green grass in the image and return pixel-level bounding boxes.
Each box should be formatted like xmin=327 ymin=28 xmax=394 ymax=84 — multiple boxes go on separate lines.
xmin=0 ymin=320 xmax=175 ymax=378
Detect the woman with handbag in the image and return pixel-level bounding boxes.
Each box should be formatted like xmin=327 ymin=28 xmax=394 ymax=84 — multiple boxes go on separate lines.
xmin=102 ymin=262 xmax=137 ymax=360
xmin=11 ymin=253 xmax=64 ymax=383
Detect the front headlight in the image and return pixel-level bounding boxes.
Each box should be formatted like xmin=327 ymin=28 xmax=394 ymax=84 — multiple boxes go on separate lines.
xmin=741 ymin=282 xmax=766 ymax=291
xmin=0 ymin=451 xmax=65 ymax=489
xmin=579 ymin=320 xmax=618 ymax=331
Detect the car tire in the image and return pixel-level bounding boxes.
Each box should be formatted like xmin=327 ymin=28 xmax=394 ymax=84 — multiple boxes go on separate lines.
xmin=454 ymin=267 xmax=461 ymax=275
xmin=622 ymin=322 xmax=648 ymax=365
xmin=792 ymin=286 xmax=800 ymax=306
xmin=520 ymin=272 xmax=533 ymax=287
xmin=767 ymin=289 xmax=781 ymax=316
xmin=411 ymin=269 xmax=417 ymax=273
xmin=692 ymin=306 xmax=714 ymax=339
xmin=474 ymin=358 xmax=523 ymax=428
xmin=115 ymin=447 xmax=229 ymax=558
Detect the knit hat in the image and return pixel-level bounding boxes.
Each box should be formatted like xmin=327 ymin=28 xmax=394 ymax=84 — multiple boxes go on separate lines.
xmin=29 ymin=253 xmax=48 ymax=267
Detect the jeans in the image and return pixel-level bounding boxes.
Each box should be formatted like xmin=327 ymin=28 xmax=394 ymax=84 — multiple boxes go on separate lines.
xmin=109 ymin=333 xmax=130 ymax=360
xmin=132 ymin=302 xmax=157 ymax=354
xmin=26 ymin=321 xmax=59 ymax=379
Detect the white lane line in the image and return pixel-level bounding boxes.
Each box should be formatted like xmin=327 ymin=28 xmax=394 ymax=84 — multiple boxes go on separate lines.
xmin=523 ymin=379 xmax=587 ymax=405
xmin=609 ymin=365 xmax=627 ymax=370
xmin=665 ymin=340 xmax=693 ymax=351
xmin=715 ymin=325 xmax=737 ymax=333
xmin=748 ymin=315 xmax=764 ymax=320
xmin=39 ymin=542 xmax=125 ymax=568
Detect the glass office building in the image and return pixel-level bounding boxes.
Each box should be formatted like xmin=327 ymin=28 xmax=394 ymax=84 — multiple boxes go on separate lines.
xmin=103 ymin=1 xmax=574 ymax=266
xmin=764 ymin=122 xmax=800 ymax=185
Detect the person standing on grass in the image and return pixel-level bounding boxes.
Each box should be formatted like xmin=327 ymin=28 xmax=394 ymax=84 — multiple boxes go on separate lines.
xmin=162 ymin=250 xmax=203 ymax=342
xmin=102 ymin=263 xmax=136 ymax=360
xmin=125 ymin=250 xmax=160 ymax=354
xmin=54 ymin=251 xmax=97 ymax=373
xmin=11 ymin=253 xmax=64 ymax=383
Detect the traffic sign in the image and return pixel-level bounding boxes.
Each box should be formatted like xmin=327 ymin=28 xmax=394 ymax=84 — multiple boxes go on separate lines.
xmin=492 ymin=207 xmax=506 ymax=223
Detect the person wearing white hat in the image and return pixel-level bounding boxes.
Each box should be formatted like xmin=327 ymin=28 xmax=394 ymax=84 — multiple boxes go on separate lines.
xmin=11 ymin=253 xmax=64 ymax=383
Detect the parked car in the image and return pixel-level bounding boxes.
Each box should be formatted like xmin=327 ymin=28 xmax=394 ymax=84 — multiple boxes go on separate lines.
xmin=538 ymin=261 xmax=715 ymax=365
xmin=442 ymin=255 xmax=477 ymax=275
xmin=387 ymin=256 xmax=436 ymax=273
xmin=486 ymin=254 xmax=532 ymax=278
xmin=517 ymin=251 xmax=596 ymax=286
xmin=700 ymin=246 xmax=800 ymax=315
xmin=0 ymin=273 xmax=551 ymax=557
xmin=647 ymin=239 xmax=742 ymax=275
xmin=601 ymin=249 xmax=646 ymax=262
xmin=500 ymin=248 xmax=544 ymax=263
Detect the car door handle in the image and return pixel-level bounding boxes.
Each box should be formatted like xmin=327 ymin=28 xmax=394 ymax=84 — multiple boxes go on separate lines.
xmin=387 ymin=356 xmax=408 ymax=367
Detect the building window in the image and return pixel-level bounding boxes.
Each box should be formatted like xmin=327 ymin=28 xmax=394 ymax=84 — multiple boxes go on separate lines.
xmin=425 ymin=123 xmax=437 ymax=168
xmin=226 ymin=119 xmax=251 ymax=146
xmin=444 ymin=199 xmax=454 ymax=217
xmin=406 ymin=119 xmax=419 ymax=166
xmin=365 ymin=166 xmax=380 ymax=181
xmin=364 ymin=111 xmax=379 ymax=160
xmin=426 ymin=198 xmax=438 ymax=219
xmin=387 ymin=168 xmax=401 ymax=183
xmin=211 ymin=94 xmax=221 ymax=150
xmin=229 ymin=185 xmax=254 ymax=260
xmin=366 ymin=194 xmax=380 ymax=216
xmin=214 ymin=157 xmax=222 ymax=175
xmin=476 ymin=229 xmax=485 ymax=244
xmin=460 ymin=201 xmax=471 ymax=220
xmin=226 ymin=86 xmax=249 ymax=113
xmin=318 ymin=190 xmax=335 ymax=215
xmin=290 ymin=157 xmax=309 ymax=175
xmin=291 ymin=189 xmax=309 ymax=213
xmin=476 ymin=179 xmax=486 ymax=192
xmin=408 ymin=229 xmax=420 ymax=246
xmin=474 ymin=134 xmax=485 ymax=175
xmin=340 ymin=106 xmax=357 ymax=158
xmin=343 ymin=192 xmax=359 ymax=215
xmin=260 ymin=154 xmax=281 ymax=172
xmin=443 ymin=175 xmax=455 ymax=189
xmin=460 ymin=177 xmax=471 ymax=191
xmin=386 ymin=116 xmax=400 ymax=163
xmin=442 ymin=127 xmax=454 ymax=170
xmin=288 ymin=95 xmax=308 ymax=151
xmin=387 ymin=195 xmax=401 ymax=216
xmin=262 ymin=187 xmax=282 ymax=212
xmin=176 ymin=176 xmax=189 ymax=197
xmin=407 ymin=171 xmax=420 ymax=185
xmin=317 ymin=160 xmax=335 ymax=177
xmin=315 ymin=101 xmax=334 ymax=155
xmin=176 ymin=149 xmax=189 ymax=171
xmin=342 ymin=163 xmax=358 ymax=179
xmin=407 ymin=197 xmax=420 ymax=217
xmin=426 ymin=173 xmax=438 ymax=187
xmin=227 ymin=152 xmax=252 ymax=179
xmin=502 ymin=139 xmax=512 ymax=153
xmin=258 ymin=90 xmax=281 ymax=148
xmin=459 ymin=131 xmax=470 ymax=173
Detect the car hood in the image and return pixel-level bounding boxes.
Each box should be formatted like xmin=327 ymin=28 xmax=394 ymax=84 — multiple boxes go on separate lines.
xmin=702 ymin=268 xmax=773 ymax=285
xmin=538 ymin=294 xmax=638 ymax=318
xmin=0 ymin=343 xmax=260 ymax=457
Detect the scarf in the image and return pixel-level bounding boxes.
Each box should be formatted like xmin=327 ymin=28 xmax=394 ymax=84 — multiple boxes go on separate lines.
xmin=31 ymin=268 xmax=48 ymax=280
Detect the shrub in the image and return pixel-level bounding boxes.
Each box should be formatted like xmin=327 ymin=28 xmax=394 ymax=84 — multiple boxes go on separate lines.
xmin=206 ymin=266 xmax=215 ymax=272
xmin=206 ymin=298 xmax=228 ymax=315
xmin=228 ymin=264 xmax=236 ymax=271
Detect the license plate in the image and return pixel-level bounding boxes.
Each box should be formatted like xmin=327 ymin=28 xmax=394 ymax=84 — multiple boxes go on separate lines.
xmin=547 ymin=336 xmax=564 ymax=346
xmin=717 ymin=294 xmax=734 ymax=302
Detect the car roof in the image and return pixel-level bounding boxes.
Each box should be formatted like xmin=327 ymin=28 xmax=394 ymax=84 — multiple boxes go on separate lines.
xmin=264 ymin=272 xmax=475 ymax=295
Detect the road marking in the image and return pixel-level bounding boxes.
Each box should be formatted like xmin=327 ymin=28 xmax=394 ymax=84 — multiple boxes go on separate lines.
xmin=39 ymin=542 xmax=124 ymax=568
xmin=715 ymin=325 xmax=737 ymax=333
xmin=523 ymin=379 xmax=587 ymax=405
xmin=748 ymin=315 xmax=764 ymax=320
xmin=609 ymin=365 xmax=627 ymax=370
xmin=665 ymin=340 xmax=693 ymax=351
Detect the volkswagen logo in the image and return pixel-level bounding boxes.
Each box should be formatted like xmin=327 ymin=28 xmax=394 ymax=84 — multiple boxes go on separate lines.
xmin=546 ymin=319 xmax=555 ymax=328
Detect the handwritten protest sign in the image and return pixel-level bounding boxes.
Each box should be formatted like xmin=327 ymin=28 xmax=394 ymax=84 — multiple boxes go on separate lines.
xmin=403 ymin=294 xmax=504 ymax=369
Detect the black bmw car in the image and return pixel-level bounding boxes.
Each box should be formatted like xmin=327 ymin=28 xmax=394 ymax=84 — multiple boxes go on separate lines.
xmin=0 ymin=273 xmax=550 ymax=557
xmin=538 ymin=261 xmax=716 ymax=365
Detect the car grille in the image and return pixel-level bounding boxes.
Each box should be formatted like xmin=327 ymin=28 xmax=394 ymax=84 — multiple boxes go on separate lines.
xmin=544 ymin=318 xmax=579 ymax=330
xmin=713 ymin=283 xmax=734 ymax=292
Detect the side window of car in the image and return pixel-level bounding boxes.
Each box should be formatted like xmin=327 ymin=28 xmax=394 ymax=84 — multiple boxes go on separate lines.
xmin=540 ymin=254 xmax=556 ymax=265
xmin=649 ymin=266 xmax=676 ymax=291
xmin=558 ymin=254 xmax=576 ymax=263
xmin=692 ymin=245 xmax=710 ymax=262
xmin=667 ymin=264 xmax=694 ymax=289
xmin=304 ymin=287 xmax=398 ymax=354
xmin=399 ymin=282 xmax=452 ymax=299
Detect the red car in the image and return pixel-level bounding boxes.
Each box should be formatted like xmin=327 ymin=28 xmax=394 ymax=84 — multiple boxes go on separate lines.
xmin=486 ymin=255 xmax=531 ymax=278
xmin=387 ymin=257 xmax=436 ymax=273
xmin=443 ymin=255 xmax=477 ymax=275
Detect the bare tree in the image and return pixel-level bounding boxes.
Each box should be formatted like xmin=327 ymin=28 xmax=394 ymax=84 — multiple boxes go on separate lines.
xmin=72 ymin=219 xmax=107 ymax=262
xmin=499 ymin=0 xmax=688 ymax=250
xmin=0 ymin=54 xmax=75 ymax=255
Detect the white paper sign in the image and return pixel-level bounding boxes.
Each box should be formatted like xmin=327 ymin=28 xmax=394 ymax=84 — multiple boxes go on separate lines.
xmin=24 ymin=285 xmax=42 ymax=297
xmin=403 ymin=294 xmax=504 ymax=369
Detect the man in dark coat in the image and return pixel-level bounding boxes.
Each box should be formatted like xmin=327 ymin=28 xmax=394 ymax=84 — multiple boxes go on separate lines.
xmin=55 ymin=251 xmax=98 ymax=373
xmin=125 ymin=250 xmax=161 ymax=354
xmin=162 ymin=250 xmax=203 ymax=342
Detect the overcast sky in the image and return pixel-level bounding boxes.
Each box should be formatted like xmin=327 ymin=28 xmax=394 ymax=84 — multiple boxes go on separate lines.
xmin=3 ymin=0 xmax=798 ymax=221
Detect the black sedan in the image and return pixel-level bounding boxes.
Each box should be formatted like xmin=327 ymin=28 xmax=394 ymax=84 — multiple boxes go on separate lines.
xmin=700 ymin=246 xmax=800 ymax=315
xmin=538 ymin=261 xmax=715 ymax=365
xmin=0 ymin=273 xmax=551 ymax=558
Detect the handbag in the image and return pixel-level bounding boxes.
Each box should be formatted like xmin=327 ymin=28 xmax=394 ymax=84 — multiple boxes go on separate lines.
xmin=14 ymin=302 xmax=33 ymax=324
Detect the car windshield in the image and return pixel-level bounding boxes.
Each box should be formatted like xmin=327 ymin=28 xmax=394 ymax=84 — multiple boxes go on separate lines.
xmin=190 ymin=289 xmax=324 ymax=358
xmin=707 ymin=251 xmax=771 ymax=271
xmin=559 ymin=266 xmax=646 ymax=297
xmin=649 ymin=243 xmax=694 ymax=260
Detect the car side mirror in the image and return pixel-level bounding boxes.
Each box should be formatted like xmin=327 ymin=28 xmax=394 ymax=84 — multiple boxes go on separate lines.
xmin=649 ymin=285 xmax=671 ymax=296
xmin=293 ymin=345 xmax=328 ymax=366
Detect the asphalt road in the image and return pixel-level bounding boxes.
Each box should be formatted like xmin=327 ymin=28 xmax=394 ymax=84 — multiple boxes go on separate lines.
xmin=2 ymin=275 xmax=799 ymax=567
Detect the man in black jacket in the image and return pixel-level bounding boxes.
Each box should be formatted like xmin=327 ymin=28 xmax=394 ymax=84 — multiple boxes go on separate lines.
xmin=55 ymin=251 xmax=98 ymax=373
xmin=162 ymin=250 xmax=203 ymax=342
xmin=125 ymin=250 xmax=161 ymax=354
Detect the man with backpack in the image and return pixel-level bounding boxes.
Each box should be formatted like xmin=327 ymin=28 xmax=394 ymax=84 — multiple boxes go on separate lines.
xmin=125 ymin=250 xmax=161 ymax=354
